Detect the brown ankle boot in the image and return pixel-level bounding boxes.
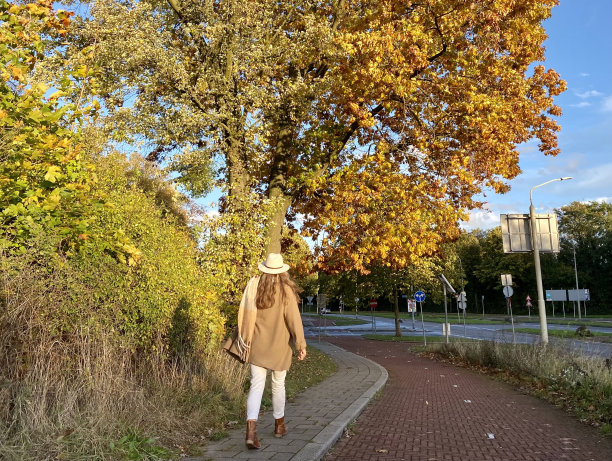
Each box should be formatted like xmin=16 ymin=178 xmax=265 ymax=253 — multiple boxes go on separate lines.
xmin=274 ymin=417 xmax=287 ymax=438
xmin=245 ymin=420 xmax=261 ymax=449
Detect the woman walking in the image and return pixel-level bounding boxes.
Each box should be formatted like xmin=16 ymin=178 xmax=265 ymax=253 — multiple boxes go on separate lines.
xmin=229 ymin=253 xmax=307 ymax=449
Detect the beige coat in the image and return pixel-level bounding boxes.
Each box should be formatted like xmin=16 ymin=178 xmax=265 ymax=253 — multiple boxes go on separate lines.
xmin=248 ymin=284 xmax=307 ymax=371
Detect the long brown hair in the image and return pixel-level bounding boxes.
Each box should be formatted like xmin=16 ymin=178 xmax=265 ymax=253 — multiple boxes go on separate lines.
xmin=256 ymin=272 xmax=301 ymax=310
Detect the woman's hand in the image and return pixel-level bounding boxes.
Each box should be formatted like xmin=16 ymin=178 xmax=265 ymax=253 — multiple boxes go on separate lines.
xmin=297 ymin=349 xmax=307 ymax=361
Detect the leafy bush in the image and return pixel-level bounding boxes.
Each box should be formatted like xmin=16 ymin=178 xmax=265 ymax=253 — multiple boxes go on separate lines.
xmin=0 ymin=149 xmax=249 ymax=459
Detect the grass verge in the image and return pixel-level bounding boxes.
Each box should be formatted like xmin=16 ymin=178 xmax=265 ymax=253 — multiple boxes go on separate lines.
xmin=363 ymin=334 xmax=448 ymax=343
xmin=354 ymin=311 xmax=508 ymax=324
xmin=513 ymin=328 xmax=612 ymax=343
xmin=422 ymin=341 xmax=612 ymax=436
xmin=303 ymin=313 xmax=368 ymax=326
xmin=260 ymin=347 xmax=337 ymax=411
xmin=322 ymin=315 xmax=369 ymax=326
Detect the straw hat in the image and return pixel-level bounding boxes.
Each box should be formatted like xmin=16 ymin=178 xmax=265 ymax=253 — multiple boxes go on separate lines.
xmin=258 ymin=253 xmax=290 ymax=274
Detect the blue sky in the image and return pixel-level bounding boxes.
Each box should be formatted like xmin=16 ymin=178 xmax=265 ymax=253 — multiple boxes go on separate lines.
xmin=465 ymin=0 xmax=612 ymax=230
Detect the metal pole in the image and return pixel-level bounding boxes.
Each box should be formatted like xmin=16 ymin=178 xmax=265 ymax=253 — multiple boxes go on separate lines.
xmin=456 ymin=298 xmax=461 ymax=322
xmin=530 ymin=201 xmax=548 ymax=344
xmin=443 ymin=285 xmax=449 ymax=344
xmin=552 ymin=300 xmax=555 ymax=318
xmin=481 ymin=295 xmax=485 ymax=319
xmin=573 ymin=246 xmax=582 ymax=320
xmin=419 ymin=301 xmax=426 ymax=346
xmin=529 ymin=177 xmax=571 ymax=344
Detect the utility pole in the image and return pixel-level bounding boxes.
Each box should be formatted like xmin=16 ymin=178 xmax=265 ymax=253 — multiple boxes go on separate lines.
xmin=529 ymin=177 xmax=572 ymax=344
xmin=573 ymin=245 xmax=582 ymax=320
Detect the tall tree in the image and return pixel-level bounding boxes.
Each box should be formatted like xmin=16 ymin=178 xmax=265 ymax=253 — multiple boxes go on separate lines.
xmin=58 ymin=0 xmax=565 ymax=270
xmin=556 ymin=201 xmax=612 ymax=311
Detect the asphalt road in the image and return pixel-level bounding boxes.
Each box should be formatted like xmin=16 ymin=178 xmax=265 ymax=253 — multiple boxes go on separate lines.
xmin=305 ymin=313 xmax=612 ymax=358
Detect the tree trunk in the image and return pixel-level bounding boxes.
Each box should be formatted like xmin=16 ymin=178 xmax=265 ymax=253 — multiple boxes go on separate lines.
xmin=393 ymin=285 xmax=402 ymax=337
xmin=266 ymin=190 xmax=292 ymax=254
xmin=265 ymin=110 xmax=294 ymax=255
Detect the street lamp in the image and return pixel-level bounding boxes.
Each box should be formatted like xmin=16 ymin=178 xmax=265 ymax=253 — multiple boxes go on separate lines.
xmin=573 ymin=244 xmax=582 ymax=320
xmin=529 ymin=177 xmax=572 ymax=344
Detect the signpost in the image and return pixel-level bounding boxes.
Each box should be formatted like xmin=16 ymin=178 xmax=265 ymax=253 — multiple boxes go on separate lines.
xmin=502 ymin=278 xmax=515 ymax=344
xmin=407 ymin=298 xmax=417 ymax=329
xmin=369 ymin=299 xmax=377 ymax=333
xmin=546 ymin=289 xmax=568 ymax=318
xmin=437 ymin=275 xmax=456 ymax=344
xmin=457 ymin=291 xmax=467 ymax=337
xmin=501 ymin=198 xmax=566 ymax=345
xmin=569 ymin=289 xmax=590 ymax=318
xmin=526 ymin=295 xmax=532 ymax=318
xmin=414 ymin=291 xmax=427 ymax=345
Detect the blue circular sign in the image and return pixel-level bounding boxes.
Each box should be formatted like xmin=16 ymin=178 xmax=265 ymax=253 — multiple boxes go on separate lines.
xmin=414 ymin=291 xmax=426 ymax=302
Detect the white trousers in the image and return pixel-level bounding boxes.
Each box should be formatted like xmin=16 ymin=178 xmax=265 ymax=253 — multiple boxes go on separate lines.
xmin=246 ymin=364 xmax=287 ymax=421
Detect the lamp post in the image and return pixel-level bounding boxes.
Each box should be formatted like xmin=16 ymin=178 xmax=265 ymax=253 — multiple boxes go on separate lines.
xmin=573 ymin=244 xmax=582 ymax=320
xmin=529 ymin=177 xmax=572 ymax=344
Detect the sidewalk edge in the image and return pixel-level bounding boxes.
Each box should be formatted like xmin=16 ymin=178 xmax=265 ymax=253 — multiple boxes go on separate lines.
xmin=292 ymin=341 xmax=388 ymax=461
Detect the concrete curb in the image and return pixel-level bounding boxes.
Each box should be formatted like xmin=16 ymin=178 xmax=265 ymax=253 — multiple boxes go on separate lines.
xmin=291 ymin=342 xmax=388 ymax=461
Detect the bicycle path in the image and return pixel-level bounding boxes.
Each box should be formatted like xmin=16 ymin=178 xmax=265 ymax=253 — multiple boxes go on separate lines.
xmin=324 ymin=336 xmax=612 ymax=461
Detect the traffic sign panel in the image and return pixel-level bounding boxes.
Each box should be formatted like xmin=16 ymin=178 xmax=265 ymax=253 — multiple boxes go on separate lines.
xmin=369 ymin=299 xmax=378 ymax=309
xmin=414 ymin=291 xmax=426 ymax=302
xmin=503 ymin=286 xmax=514 ymax=298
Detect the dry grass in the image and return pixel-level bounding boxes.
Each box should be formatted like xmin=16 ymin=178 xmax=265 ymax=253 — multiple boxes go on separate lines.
xmin=0 ymin=258 xmax=249 ymax=461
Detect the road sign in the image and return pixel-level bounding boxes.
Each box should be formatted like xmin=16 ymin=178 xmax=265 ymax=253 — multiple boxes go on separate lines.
xmin=457 ymin=291 xmax=467 ymax=310
xmin=500 ymin=213 xmax=560 ymax=253
xmin=414 ymin=291 xmax=426 ymax=302
xmin=501 ymin=274 xmax=512 ymax=287
xmin=369 ymin=299 xmax=378 ymax=309
xmin=306 ymin=296 xmax=314 ymax=305
xmin=546 ymin=289 xmax=567 ymax=302
xmin=407 ymin=299 xmax=417 ymax=313
xmin=568 ymin=289 xmax=590 ymax=301
xmin=503 ymin=286 xmax=514 ymax=298
xmin=526 ymin=295 xmax=532 ymax=308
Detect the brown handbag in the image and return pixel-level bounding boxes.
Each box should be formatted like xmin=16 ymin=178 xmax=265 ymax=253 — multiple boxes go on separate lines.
xmin=223 ymin=327 xmax=246 ymax=364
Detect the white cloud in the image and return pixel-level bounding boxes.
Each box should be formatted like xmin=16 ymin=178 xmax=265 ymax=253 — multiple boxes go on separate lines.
xmin=579 ymin=72 xmax=590 ymax=77
xmin=575 ymin=90 xmax=603 ymax=98
xmin=602 ymin=95 xmax=612 ymax=112
xmin=570 ymin=101 xmax=591 ymax=108
xmin=462 ymin=208 xmax=501 ymax=231
xmin=582 ymin=197 xmax=612 ymax=204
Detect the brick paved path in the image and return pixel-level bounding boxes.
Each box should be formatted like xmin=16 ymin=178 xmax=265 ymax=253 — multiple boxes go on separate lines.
xmin=324 ymin=337 xmax=612 ymax=461
xmin=189 ymin=341 xmax=387 ymax=461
